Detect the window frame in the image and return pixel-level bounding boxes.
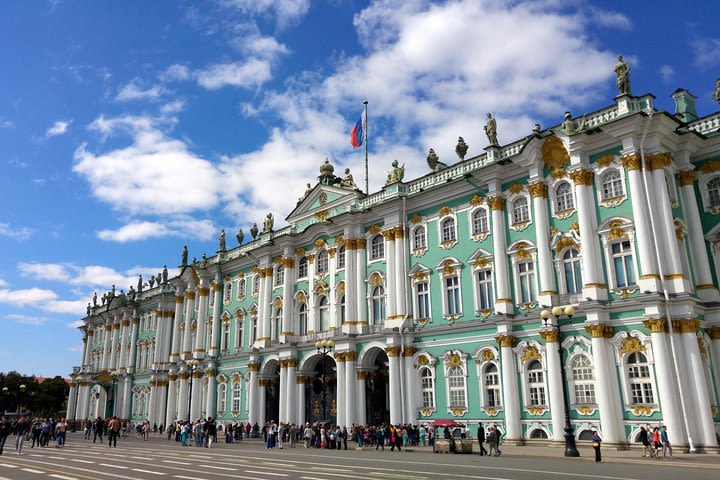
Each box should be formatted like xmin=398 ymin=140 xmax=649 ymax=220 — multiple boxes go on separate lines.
xmin=369 ymin=234 xmax=385 ymax=261
xmin=316 ymin=249 xmax=329 ymax=274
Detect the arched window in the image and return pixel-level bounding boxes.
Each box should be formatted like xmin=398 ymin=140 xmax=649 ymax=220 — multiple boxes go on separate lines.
xmin=217 ymin=383 xmax=227 ymax=413
xmin=447 ymin=365 xmax=467 ymax=408
xmin=272 ymin=308 xmax=282 ymax=340
xmin=708 ymin=177 xmax=720 ymax=207
xmin=483 ymin=363 xmax=501 ymax=407
xmin=317 ymin=297 xmax=329 ymax=331
xmin=611 ymin=240 xmax=636 ymax=288
xmin=298 ymin=257 xmax=308 ymax=278
xmin=555 ymin=181 xmax=574 ymax=212
xmin=530 ymin=429 xmax=548 ymax=439
xmin=441 ymin=218 xmax=456 ymax=243
xmin=527 ymin=360 xmax=546 ymax=406
xmin=337 ymin=246 xmax=346 ymax=269
xmin=371 ymin=285 xmax=385 ymax=325
xmin=413 ymin=226 xmax=427 ymax=250
xmin=221 ymin=320 xmax=230 ymax=350
xmin=472 ymin=209 xmax=489 ymax=235
xmin=316 ymin=250 xmax=329 ymax=274
xmin=224 ymin=282 xmax=232 ymax=302
xmin=298 ymin=302 xmax=308 ymax=335
xmin=627 ymin=352 xmax=654 ymax=404
xmin=237 ymin=278 xmax=246 ymax=299
xmin=512 ymin=197 xmax=529 ymax=224
xmin=274 ymin=265 xmax=284 ymax=287
xmin=578 ymin=429 xmax=594 ymax=441
xmin=252 ymin=275 xmax=259 ymax=296
xmin=370 ymin=234 xmax=384 ymax=260
xmin=250 ymin=314 xmax=258 ymax=343
xmin=235 ymin=313 xmax=244 ymax=350
xmin=600 ymin=170 xmax=623 ymax=200
xmin=572 ymin=355 xmax=595 ymax=404
xmin=419 ymin=366 xmax=435 ymax=409
xmin=562 ymin=249 xmax=583 ymax=294
xmin=232 ymin=382 xmax=241 ymax=412
xmin=338 ymin=295 xmax=345 ymax=324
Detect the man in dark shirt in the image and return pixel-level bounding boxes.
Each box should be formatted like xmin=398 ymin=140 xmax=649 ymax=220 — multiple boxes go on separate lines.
xmin=0 ymin=416 xmax=11 ymax=455
xmin=477 ymin=423 xmax=488 ymax=456
xmin=14 ymin=416 xmax=30 ymax=455
xmin=93 ymin=417 xmax=104 ymax=444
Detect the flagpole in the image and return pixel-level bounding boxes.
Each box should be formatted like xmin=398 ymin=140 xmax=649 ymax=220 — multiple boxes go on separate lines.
xmin=363 ymin=100 xmax=369 ymax=195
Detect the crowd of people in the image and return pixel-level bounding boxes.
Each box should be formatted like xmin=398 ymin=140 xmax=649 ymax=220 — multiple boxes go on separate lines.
xmin=0 ymin=415 xmax=70 ymax=455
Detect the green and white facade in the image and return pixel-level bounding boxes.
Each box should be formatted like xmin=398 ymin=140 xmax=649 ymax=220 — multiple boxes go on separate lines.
xmin=69 ymin=89 xmax=720 ymax=450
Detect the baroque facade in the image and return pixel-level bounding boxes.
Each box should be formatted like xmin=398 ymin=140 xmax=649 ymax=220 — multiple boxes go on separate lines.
xmin=69 ymin=87 xmax=720 ymax=450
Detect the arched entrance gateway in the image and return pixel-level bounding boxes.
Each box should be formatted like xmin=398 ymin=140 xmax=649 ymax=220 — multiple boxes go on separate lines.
xmin=260 ymin=360 xmax=280 ymax=424
xmin=361 ymin=346 xmax=390 ymax=426
xmin=303 ymin=353 xmax=337 ymax=424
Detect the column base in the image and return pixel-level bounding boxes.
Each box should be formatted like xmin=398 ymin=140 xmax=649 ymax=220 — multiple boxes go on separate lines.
xmin=664 ymin=276 xmax=691 ymax=295
xmin=193 ymin=351 xmax=206 ymax=360
xmin=582 ymin=286 xmax=608 ymax=301
xmin=696 ymin=287 xmax=720 ymax=303
xmin=494 ymin=301 xmax=514 ymax=315
xmin=638 ymin=276 xmax=662 ymax=293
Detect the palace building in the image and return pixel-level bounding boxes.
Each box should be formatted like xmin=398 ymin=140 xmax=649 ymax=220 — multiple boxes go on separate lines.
xmin=69 ymin=82 xmax=720 ymax=450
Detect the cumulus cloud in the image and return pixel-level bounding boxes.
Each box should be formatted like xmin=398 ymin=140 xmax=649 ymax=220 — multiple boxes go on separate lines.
xmin=692 ymin=37 xmax=720 ymax=67
xmin=0 ymin=288 xmax=58 ymax=305
xmin=0 ymin=120 xmax=14 ymax=129
xmin=223 ymin=0 xmax=310 ymax=30
xmin=18 ymin=261 xmax=177 ymax=291
xmin=5 ymin=314 xmax=47 ymax=326
xmin=116 ymin=78 xmax=168 ymax=101
xmin=97 ymin=218 xmax=216 ymax=242
xmin=45 ymin=120 xmax=72 ymax=138
xmin=0 ymin=278 xmax=7 ymax=287
xmin=195 ymin=58 xmax=273 ymax=90
xmin=160 ymin=64 xmax=190 ymax=82
xmin=0 ymin=223 xmax=33 ymax=240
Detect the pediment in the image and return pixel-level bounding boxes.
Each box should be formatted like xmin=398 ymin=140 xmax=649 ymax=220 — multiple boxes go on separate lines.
xmin=286 ymin=183 xmax=362 ymax=225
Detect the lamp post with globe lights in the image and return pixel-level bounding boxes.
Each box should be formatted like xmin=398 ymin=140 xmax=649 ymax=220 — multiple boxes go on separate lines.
xmin=108 ymin=370 xmax=120 ymax=418
xmin=315 ymin=339 xmax=334 ymax=423
xmin=540 ymin=306 xmax=579 ymax=457
xmin=185 ymin=359 xmax=201 ymax=421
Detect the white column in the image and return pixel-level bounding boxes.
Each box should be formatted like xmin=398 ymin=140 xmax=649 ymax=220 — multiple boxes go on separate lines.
xmin=335 ymin=355 xmax=347 ymax=427
xmin=395 ymin=227 xmax=407 ymax=317
xmin=128 ymin=315 xmax=139 ymax=371
xmin=345 ymin=354 xmax=357 ymax=426
xmin=117 ymin=320 xmax=128 ymax=369
xmin=488 ymin=196 xmax=512 ymax=313
xmin=83 ymin=331 xmax=93 ymax=368
xmin=496 ymin=335 xmax=521 ymax=441
xmin=678 ymin=319 xmax=716 ymax=447
xmin=194 ymin=283 xmax=210 ymax=358
xmin=297 ymin=378 xmax=306 ymax=426
xmin=147 ymin=380 xmax=157 ymax=423
xmin=181 ymin=290 xmax=195 ymax=359
xmin=403 ymin=349 xmax=417 ymax=424
xmin=109 ymin=320 xmax=120 ymax=370
xmin=387 ymin=347 xmax=402 ymax=425
xmin=356 ymin=372 xmax=367 ymax=425
xmin=258 ymin=268 xmax=272 ymax=341
xmin=643 ymin=319 xmax=687 ymax=446
xmin=384 ymin=229 xmax=397 ymax=319
xmin=77 ymin=383 xmax=90 ymax=423
xmin=66 ymin=384 xmax=78 ymax=420
xmin=282 ymin=259 xmax=295 ymax=337
xmin=209 ymin=278 xmax=222 ymax=356
xmin=711 ymin=328 xmax=720 ymax=400
xmin=248 ymin=362 xmax=260 ymax=425
xmin=278 ymin=362 xmax=288 ymax=423
xmin=584 ymin=325 xmax=624 ymax=444
xmin=205 ymin=371 xmax=216 ymax=420
xmin=570 ymin=170 xmax=604 ymax=298
xmin=258 ymin=382 xmax=267 ymax=425
xmin=166 ymin=374 xmax=178 ymax=426
xmin=651 ymin=165 xmax=686 ymax=289
xmin=190 ymin=370 xmax=202 ymax=420
xmin=540 ymin=330 xmax=565 ymax=442
xmin=101 ymin=322 xmax=112 ymax=370
xmin=623 ymin=161 xmax=660 ymax=289
xmin=344 ymin=241 xmax=357 ymax=329
xmin=529 ymin=183 xmax=556 ymax=299
xmin=355 ymin=243 xmax=367 ymax=325
xmin=678 ymin=172 xmax=719 ymax=298
xmin=286 ymin=359 xmax=297 ymax=424
xmin=121 ymin=376 xmax=132 ymax=419
xmin=177 ymin=372 xmax=189 ymax=421
xmin=170 ymin=290 xmax=185 ymax=362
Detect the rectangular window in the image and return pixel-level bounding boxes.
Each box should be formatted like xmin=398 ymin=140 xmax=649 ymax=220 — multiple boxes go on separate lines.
xmin=611 ymin=240 xmax=636 ymax=287
xmin=416 ymin=281 xmax=429 ymax=319
xmin=529 ymin=386 xmax=546 ymax=406
xmin=232 ymin=383 xmax=241 ymax=412
xmin=476 ymin=270 xmax=493 ymax=310
xmin=445 ymin=276 xmax=460 ymax=315
xmin=518 ymin=261 xmax=536 ymax=303
xmin=574 ymin=384 xmax=596 ymax=404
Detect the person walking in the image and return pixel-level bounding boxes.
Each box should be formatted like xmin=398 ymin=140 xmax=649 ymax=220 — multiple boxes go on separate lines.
xmin=55 ymin=418 xmax=68 ymax=448
xmin=477 ymin=423 xmax=488 ymax=456
xmin=651 ymin=427 xmax=662 ymax=458
xmin=0 ymin=417 xmax=10 ymax=455
xmin=591 ymin=430 xmax=603 ymax=463
xmin=14 ymin=416 xmax=30 ymax=455
xmin=108 ymin=417 xmax=120 ymax=447
xmin=93 ymin=417 xmax=104 ymax=444
xmin=639 ymin=426 xmax=651 ymax=457
xmin=660 ymin=426 xmax=673 ymax=459
xmin=487 ymin=426 xmax=498 ymax=457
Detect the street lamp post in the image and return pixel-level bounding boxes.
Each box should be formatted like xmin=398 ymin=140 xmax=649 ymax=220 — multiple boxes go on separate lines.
xmin=18 ymin=384 xmax=26 ymax=415
xmin=540 ymin=306 xmax=579 ymax=457
xmin=314 ymin=339 xmax=334 ymax=424
xmin=185 ymin=359 xmax=200 ymax=422
xmin=108 ymin=370 xmax=120 ymax=418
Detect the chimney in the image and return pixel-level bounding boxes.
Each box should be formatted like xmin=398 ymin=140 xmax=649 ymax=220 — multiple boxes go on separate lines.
xmin=671 ymin=88 xmax=698 ymax=122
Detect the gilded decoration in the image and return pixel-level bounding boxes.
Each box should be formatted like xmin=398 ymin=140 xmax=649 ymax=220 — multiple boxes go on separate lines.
xmin=318 ymin=192 xmax=328 ymax=205
xmin=542 ymin=136 xmax=570 ymax=178
xmin=528 ymin=407 xmax=545 ymax=415
xmin=619 ymin=335 xmax=646 ymax=353
xmin=315 ymin=238 xmax=326 ymax=249
xmin=554 ymin=237 xmax=579 ymax=253
xmin=273 ymin=297 xmax=282 ymax=308
xmin=238 ymin=272 xmax=245 ymax=279
xmin=327 ymin=247 xmax=336 ymax=258
xmin=578 ymin=406 xmax=594 ymax=416
xmin=385 ymin=346 xmax=401 ymax=357
xmin=416 ymin=356 xmax=429 ymax=367
xmin=621 ymin=154 xmax=641 ymax=171
xmin=197 ymin=287 xmax=209 ymax=296
xmin=480 ymin=349 xmax=495 ymax=362
xmin=334 ymin=235 xmax=346 ymax=247
xmin=442 ymin=260 xmax=455 ymax=276
xmin=607 ymin=220 xmax=627 ymax=240
xmin=410 ymin=213 xmax=423 ymax=224
xmin=539 ymin=330 xmax=559 ymax=343
xmin=527 ymin=182 xmax=548 ymax=198
xmin=306 ymin=254 xmax=315 ymax=264
xmin=295 ymin=247 xmax=306 ymax=256
xmin=495 ymin=335 xmax=516 ymax=348
xmin=438 ymin=206 xmax=453 ymax=218
xmin=249 ymin=306 xmax=258 ymax=316
xmin=698 ymin=338 xmax=707 ymax=357
xmin=520 ymin=345 xmax=541 ymax=364
xmin=646 ymin=152 xmax=672 ymax=171
xmin=446 ymin=353 xmax=461 ymax=367
xmin=642 ymin=318 xmax=667 ymax=333
xmin=368 ymin=224 xmax=382 ymax=235
xmin=672 ymin=318 xmax=700 ymax=334
xmin=709 ymin=326 xmax=720 ymax=340
xmin=449 ymin=408 xmax=467 ymax=417
xmin=247 ymin=362 xmax=260 ymax=372
xmin=337 ymin=281 xmax=345 ymax=294
xmin=570 ymin=221 xmax=580 ymax=234
xmin=370 ymin=273 xmax=383 ymax=286
xmin=487 ymin=196 xmax=505 ymax=211
xmin=412 ymin=270 xmax=428 ymax=281
xmin=175 ymin=294 xmax=184 ymax=304
xmin=315 ymin=210 xmax=329 ymax=221
xmin=595 ymin=154 xmax=615 ymax=167
xmin=550 ymin=167 xmax=567 ymax=179
xmin=515 ymin=242 xmax=531 ymax=260
xmin=508 ymin=183 xmax=524 ymax=194
xmin=345 ymin=352 xmax=357 ymax=362
xmin=699 ymin=160 xmax=720 ymax=173
xmin=473 ymin=257 xmax=490 ymax=269
xmin=469 ymin=194 xmax=484 ymax=206
xmin=569 ymin=169 xmax=594 ymax=186
xmin=282 ymin=258 xmax=295 ymax=269
xmin=420 ymin=408 xmax=432 ymax=417
xmin=382 ymin=229 xmax=395 ymax=240
xmin=632 ymin=406 xmax=653 ymax=416
xmin=484 ymin=408 xmax=498 ymax=416
xmin=677 ymin=170 xmax=697 ymax=187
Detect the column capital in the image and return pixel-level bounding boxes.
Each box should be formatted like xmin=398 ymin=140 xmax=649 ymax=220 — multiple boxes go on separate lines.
xmin=646 ymin=152 xmax=672 ymax=171
xmin=672 ymin=318 xmax=700 ymax=334
xmin=528 ymin=181 xmax=548 ymax=198
xmin=539 ymin=329 xmax=559 ymax=343
xmin=247 ymin=362 xmax=261 ymax=372
xmin=569 ymin=169 xmax=594 ymax=186
xmin=286 ymin=358 xmax=298 ymax=368
xmin=175 ymin=294 xmax=185 ymax=303
xmin=185 ymin=291 xmax=196 ymax=300
xmin=621 ymin=153 xmax=642 ymax=171
xmin=584 ymin=323 xmax=614 ymax=338
xmin=384 ymin=346 xmax=401 ymax=357
xmin=677 ymin=170 xmax=697 ymax=186
xmin=197 ymin=287 xmax=210 ymax=297
xmin=334 ymin=352 xmax=347 ymax=362
xmin=495 ymin=334 xmax=516 ymax=348
xmin=642 ymin=317 xmax=668 ymax=333
xmin=487 ymin=196 xmax=505 ymax=211
xmin=709 ymin=326 xmax=720 ymax=340
xmin=344 ymin=351 xmax=357 ymax=362
xmin=403 ymin=346 xmax=417 ymax=357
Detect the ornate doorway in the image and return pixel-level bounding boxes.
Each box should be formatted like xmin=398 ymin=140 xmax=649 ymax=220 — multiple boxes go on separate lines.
xmin=364 ymin=348 xmax=390 ymax=425
xmin=305 ymin=354 xmax=337 ymax=424
xmin=263 ymin=362 xmax=280 ymax=424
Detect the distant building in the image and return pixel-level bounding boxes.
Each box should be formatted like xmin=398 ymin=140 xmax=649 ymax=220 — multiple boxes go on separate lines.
xmin=69 ymin=84 xmax=720 ymax=450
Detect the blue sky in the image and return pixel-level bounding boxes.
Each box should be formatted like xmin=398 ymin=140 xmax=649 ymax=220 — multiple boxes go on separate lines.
xmin=1 ymin=0 xmax=720 ymax=377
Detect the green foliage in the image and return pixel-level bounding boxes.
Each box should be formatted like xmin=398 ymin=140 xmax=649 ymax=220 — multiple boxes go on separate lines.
xmin=0 ymin=372 xmax=69 ymax=418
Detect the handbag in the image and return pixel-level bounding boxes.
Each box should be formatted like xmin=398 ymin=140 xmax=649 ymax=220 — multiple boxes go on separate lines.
xmin=592 ymin=442 xmax=599 ymax=447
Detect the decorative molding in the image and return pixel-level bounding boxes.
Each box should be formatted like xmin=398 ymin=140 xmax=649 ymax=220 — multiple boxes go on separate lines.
xmin=507 ymin=183 xmax=524 ymax=194
xmin=672 ymin=318 xmax=700 ymax=334
xmin=646 ymin=152 xmax=672 ymax=171
xmin=385 ymin=346 xmax=401 ymax=357
xmin=677 ymin=170 xmax=697 ymax=186
xmin=642 ymin=318 xmax=668 ymax=334
xmin=527 ymin=182 xmax=548 ymax=198
xmin=618 ymin=335 xmax=646 ymax=353
xmin=495 ymin=334 xmax=515 ymax=348
xmin=410 ymin=213 xmax=423 ymax=224
xmin=621 ymin=154 xmax=641 ymax=171
xmin=487 ymin=196 xmax=505 ymax=211
xmin=539 ymin=329 xmax=559 ymax=343
xmin=520 ymin=345 xmax=541 ymax=363
xmin=569 ymin=169 xmax=594 ymax=186
xmin=469 ymin=194 xmax=484 ymax=206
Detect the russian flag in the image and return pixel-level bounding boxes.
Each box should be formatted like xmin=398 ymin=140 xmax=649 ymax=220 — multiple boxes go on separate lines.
xmin=350 ymin=110 xmax=366 ymax=148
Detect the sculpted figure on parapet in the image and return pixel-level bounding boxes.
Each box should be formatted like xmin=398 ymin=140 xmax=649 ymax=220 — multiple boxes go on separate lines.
xmin=615 ymin=54 xmax=631 ymax=96
xmin=219 ymin=229 xmax=226 ymax=252
xmin=263 ymin=213 xmax=274 ymax=233
xmin=484 ymin=113 xmax=499 ymax=146
xmin=385 ymin=160 xmax=405 ymax=185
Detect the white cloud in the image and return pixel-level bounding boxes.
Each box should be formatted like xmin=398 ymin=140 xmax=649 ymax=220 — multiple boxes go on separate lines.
xmin=45 ymin=120 xmax=72 ymax=138
xmin=97 ymin=218 xmax=216 ymax=242
xmin=0 ymin=223 xmax=33 ymax=240
xmin=659 ymin=65 xmax=674 ymax=83
xmin=40 ymin=299 xmax=88 ymax=316
xmin=585 ymin=7 xmax=632 ymax=30
xmin=223 ymin=0 xmax=310 ymax=30
xmin=160 ymin=64 xmax=190 ymax=82
xmin=66 ymin=320 xmax=84 ymax=329
xmin=116 ymin=79 xmax=168 ymax=101
xmin=67 ymin=345 xmax=84 ymax=353
xmin=5 ymin=314 xmax=47 ymax=326
xmin=0 ymin=288 xmax=58 ymax=305
xmin=195 ymin=58 xmax=273 ymax=90
xmin=0 ymin=120 xmax=14 ymax=129
xmin=234 ymin=34 xmax=290 ymax=60
xmin=0 ymin=278 xmax=7 ymax=287
xmin=692 ymin=37 xmax=720 ymax=67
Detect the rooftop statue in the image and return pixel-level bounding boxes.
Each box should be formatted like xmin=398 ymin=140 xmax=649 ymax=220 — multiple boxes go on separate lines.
xmin=200 ymin=254 xmax=207 ymax=268
xmin=712 ymin=77 xmax=720 ymax=104
xmin=250 ymin=223 xmax=259 ymax=240
xmin=339 ymin=168 xmax=357 ymax=189
xmin=86 ymin=303 xmax=91 ymax=315
xmin=615 ymin=54 xmax=631 ymax=96
xmin=533 ymin=123 xmax=541 ymax=134
xmin=162 ymin=265 xmax=168 ymax=283
xmin=137 ymin=275 xmax=143 ymax=292
xmin=484 ymin=113 xmax=499 ymax=147
xmin=298 ymin=183 xmax=312 ymax=203
xmin=427 ymin=148 xmax=447 ymax=172
xmin=219 ymin=229 xmax=227 ymax=252
xmin=111 ymin=284 xmax=115 ymax=297
xmin=92 ymin=292 xmax=97 ymax=306
xmin=562 ymin=111 xmax=576 ymax=135
xmin=455 ymin=137 xmax=468 ymax=160
xmin=236 ymin=228 xmax=244 ymax=245
xmin=181 ymin=245 xmax=188 ymax=266
xmin=263 ymin=213 xmax=274 ymax=233
xmin=149 ymin=275 xmax=156 ymax=288
xmin=385 ymin=160 xmax=405 ymax=185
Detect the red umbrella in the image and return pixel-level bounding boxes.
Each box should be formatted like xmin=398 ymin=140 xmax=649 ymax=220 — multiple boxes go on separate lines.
xmin=430 ymin=419 xmax=464 ymax=428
